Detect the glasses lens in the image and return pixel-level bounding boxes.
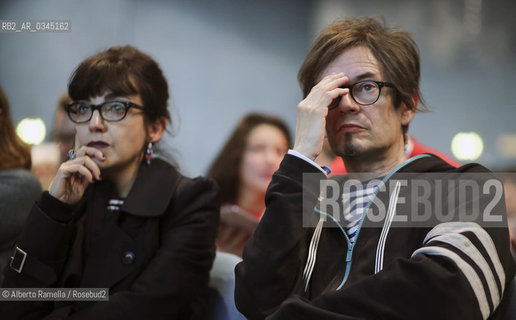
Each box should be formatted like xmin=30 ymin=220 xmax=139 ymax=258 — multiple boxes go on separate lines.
xmin=352 ymin=81 xmax=380 ymax=105
xmin=101 ymin=101 xmax=127 ymax=121
xmin=68 ymin=103 xmax=92 ymax=123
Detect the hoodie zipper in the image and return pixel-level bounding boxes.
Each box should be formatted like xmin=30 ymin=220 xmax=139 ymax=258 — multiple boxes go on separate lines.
xmin=335 ymin=154 xmax=431 ymax=290
xmin=339 ymin=240 xmax=354 ymax=290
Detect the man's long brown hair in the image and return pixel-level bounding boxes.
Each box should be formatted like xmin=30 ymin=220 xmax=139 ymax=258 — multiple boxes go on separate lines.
xmin=298 ymin=17 xmax=427 ymax=139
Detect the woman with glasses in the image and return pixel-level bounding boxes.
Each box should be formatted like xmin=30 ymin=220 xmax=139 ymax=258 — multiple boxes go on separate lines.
xmin=3 ymin=46 xmax=220 ymax=319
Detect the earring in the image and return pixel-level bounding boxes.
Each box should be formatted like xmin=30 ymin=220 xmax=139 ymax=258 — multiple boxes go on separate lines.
xmin=146 ymin=141 xmax=153 ymax=165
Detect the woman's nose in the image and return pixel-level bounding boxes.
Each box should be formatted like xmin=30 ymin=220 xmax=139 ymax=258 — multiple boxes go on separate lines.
xmin=264 ymin=149 xmax=282 ymax=167
xmin=88 ymin=110 xmax=106 ymax=131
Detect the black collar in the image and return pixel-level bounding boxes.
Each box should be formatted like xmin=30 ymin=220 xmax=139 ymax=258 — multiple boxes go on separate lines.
xmin=121 ymin=158 xmax=182 ymax=217
xmin=81 ymin=158 xmax=182 ymax=218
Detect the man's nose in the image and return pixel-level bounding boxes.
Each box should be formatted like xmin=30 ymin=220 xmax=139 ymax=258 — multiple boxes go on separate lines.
xmin=336 ymin=92 xmax=360 ymax=113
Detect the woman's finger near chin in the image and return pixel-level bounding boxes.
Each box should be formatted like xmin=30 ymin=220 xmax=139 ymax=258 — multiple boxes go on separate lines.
xmin=76 ymin=146 xmax=106 ymax=160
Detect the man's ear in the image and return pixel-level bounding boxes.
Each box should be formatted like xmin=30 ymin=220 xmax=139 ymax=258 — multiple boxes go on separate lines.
xmin=400 ymin=95 xmax=417 ymax=126
xmin=147 ymin=117 xmax=167 ymax=143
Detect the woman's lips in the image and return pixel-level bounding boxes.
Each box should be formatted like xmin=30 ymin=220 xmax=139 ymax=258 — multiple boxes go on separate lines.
xmin=87 ymin=141 xmax=109 ymax=149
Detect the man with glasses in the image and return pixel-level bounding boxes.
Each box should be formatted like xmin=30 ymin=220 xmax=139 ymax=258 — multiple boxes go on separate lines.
xmin=235 ymin=17 xmax=515 ymax=319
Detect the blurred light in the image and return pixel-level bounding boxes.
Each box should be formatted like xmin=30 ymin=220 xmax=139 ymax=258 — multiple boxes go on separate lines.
xmin=496 ymin=134 xmax=516 ymax=158
xmin=31 ymin=142 xmax=60 ymax=166
xmin=451 ymin=132 xmax=484 ymax=161
xmin=16 ymin=118 xmax=46 ymax=145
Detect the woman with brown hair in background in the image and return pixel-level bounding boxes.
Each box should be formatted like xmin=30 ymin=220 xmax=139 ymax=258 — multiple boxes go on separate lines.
xmin=0 ymin=85 xmax=41 ymax=286
xmin=208 ymin=113 xmax=291 ymax=257
xmin=207 ymin=113 xmax=290 ymax=320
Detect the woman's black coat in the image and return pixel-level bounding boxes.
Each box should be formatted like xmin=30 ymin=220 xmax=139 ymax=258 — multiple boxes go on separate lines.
xmin=2 ymin=159 xmax=220 ymax=319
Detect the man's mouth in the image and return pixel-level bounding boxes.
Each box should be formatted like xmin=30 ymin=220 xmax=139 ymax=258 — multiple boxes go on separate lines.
xmin=338 ymin=123 xmax=364 ymax=133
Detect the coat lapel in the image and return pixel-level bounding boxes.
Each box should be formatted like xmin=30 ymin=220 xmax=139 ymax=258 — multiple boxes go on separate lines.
xmin=79 ymin=214 xmax=151 ymax=289
xmin=122 ymin=158 xmax=182 ymax=217
xmin=77 ymin=159 xmax=182 ymax=290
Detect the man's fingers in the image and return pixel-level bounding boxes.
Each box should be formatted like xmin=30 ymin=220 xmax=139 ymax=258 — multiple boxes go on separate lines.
xmin=306 ymin=75 xmax=349 ymax=109
xmin=316 ymin=73 xmax=348 ymax=90
xmin=319 ymin=72 xmax=345 ymax=83
xmin=325 ymin=87 xmax=350 ymax=110
xmin=293 ymin=73 xmax=349 ymax=160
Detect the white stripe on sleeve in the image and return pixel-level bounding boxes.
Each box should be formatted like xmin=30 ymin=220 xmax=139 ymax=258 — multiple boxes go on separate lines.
xmin=412 ymin=246 xmax=490 ymax=320
xmin=427 ymin=233 xmax=500 ymax=308
xmin=423 ymin=222 xmax=505 ymax=295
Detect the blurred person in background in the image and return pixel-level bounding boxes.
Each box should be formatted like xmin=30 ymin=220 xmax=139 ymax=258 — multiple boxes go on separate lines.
xmin=500 ymin=168 xmax=516 ymax=262
xmin=207 ymin=113 xmax=290 ymax=320
xmin=500 ymin=168 xmax=516 ymax=320
xmin=30 ymin=143 xmax=60 ymax=190
xmin=0 ymin=85 xmax=41 ymax=286
xmin=53 ymin=93 xmax=75 ymax=163
xmin=30 ymin=93 xmax=74 ymax=190
xmin=2 ymin=46 xmax=220 ymax=319
xmin=207 ymin=113 xmax=291 ymax=257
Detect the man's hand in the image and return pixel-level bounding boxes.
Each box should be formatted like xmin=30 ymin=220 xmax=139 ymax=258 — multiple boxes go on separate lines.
xmin=293 ymin=73 xmax=348 ymax=160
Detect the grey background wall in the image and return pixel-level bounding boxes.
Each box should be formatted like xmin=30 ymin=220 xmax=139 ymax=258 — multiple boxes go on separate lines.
xmin=1 ymin=0 xmax=514 ymax=176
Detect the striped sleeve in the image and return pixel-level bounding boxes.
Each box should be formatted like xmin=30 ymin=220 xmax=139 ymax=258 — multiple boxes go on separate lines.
xmin=411 ymin=222 xmax=506 ymax=320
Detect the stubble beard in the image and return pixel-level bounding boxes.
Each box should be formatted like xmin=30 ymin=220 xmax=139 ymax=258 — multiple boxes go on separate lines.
xmin=336 ymin=133 xmax=392 ymax=165
xmin=336 ymin=133 xmax=365 ymax=159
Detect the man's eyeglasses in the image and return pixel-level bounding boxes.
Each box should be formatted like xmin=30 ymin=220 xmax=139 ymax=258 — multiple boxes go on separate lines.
xmin=66 ymin=101 xmax=144 ymax=123
xmin=329 ymin=80 xmax=395 ymax=110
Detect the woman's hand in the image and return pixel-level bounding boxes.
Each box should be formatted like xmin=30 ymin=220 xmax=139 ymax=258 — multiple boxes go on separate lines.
xmin=48 ymin=146 xmax=104 ymax=205
xmin=216 ymin=224 xmax=251 ymax=257
xmin=293 ymin=73 xmax=349 ymax=160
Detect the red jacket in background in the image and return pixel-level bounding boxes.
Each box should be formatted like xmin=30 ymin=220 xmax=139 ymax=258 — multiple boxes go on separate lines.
xmin=329 ymin=135 xmax=461 ymax=175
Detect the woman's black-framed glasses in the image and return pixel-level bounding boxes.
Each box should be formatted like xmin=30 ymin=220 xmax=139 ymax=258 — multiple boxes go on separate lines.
xmin=66 ymin=101 xmax=144 ymax=124
xmin=329 ymin=80 xmax=395 ymax=110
